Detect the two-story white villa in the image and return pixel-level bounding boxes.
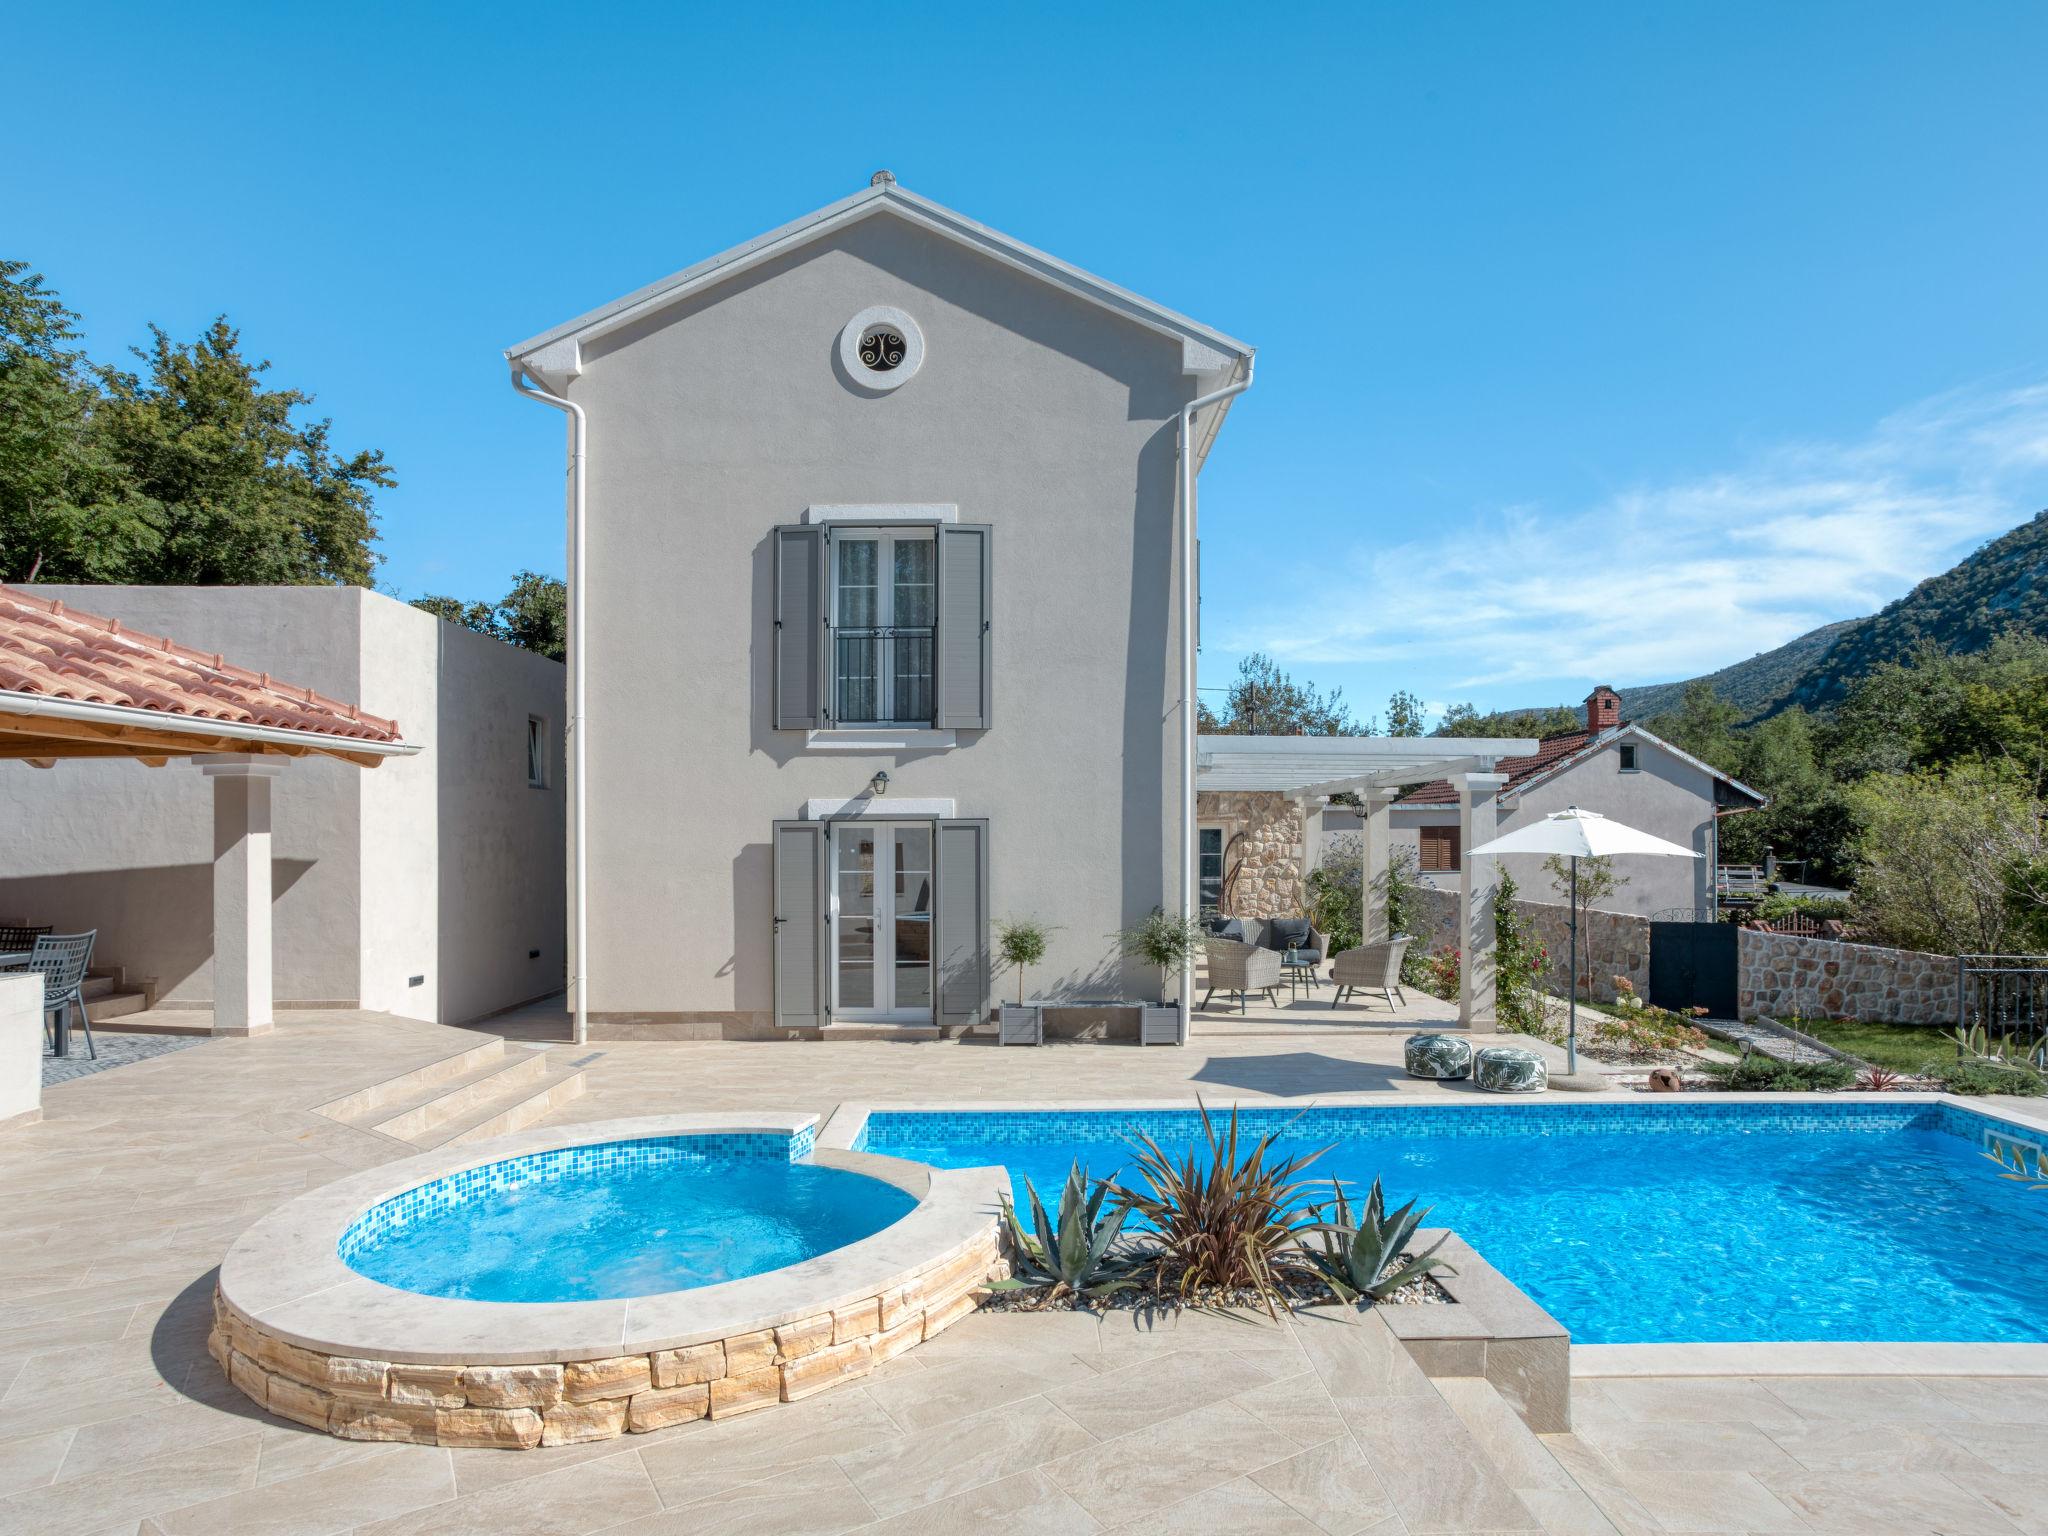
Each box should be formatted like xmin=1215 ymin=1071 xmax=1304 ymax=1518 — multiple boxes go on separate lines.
xmin=503 ymin=175 xmax=1257 ymax=1041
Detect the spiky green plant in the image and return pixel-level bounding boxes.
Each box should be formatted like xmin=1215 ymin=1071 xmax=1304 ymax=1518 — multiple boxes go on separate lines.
xmin=1301 ymin=1176 xmax=1458 ymax=1303
xmin=990 ymin=1162 xmax=1138 ymax=1306
xmin=1113 ymin=1100 xmax=1328 ymax=1314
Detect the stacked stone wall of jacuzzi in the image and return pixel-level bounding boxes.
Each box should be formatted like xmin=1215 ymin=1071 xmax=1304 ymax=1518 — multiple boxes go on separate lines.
xmin=207 ymin=1113 xmax=1008 ymax=1450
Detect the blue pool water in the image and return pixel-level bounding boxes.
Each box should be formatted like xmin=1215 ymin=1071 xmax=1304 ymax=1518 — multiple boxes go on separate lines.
xmin=861 ymin=1102 xmax=2048 ymax=1344
xmin=340 ymin=1135 xmax=916 ymax=1303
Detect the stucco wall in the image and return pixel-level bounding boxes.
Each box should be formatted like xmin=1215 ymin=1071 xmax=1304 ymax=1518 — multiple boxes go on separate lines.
xmin=1392 ymin=738 xmax=1719 ymax=919
xmin=566 ymin=214 xmax=1198 ymax=1022
xmin=0 ymin=587 xmax=564 ymax=1024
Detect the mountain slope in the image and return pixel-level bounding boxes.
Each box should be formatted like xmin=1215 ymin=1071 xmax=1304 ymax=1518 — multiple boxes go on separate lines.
xmin=1617 ymin=509 xmax=2048 ymax=720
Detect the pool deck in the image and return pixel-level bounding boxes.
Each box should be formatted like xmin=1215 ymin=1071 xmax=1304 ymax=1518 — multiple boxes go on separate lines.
xmin=3 ymin=1008 xmax=2047 ymax=1534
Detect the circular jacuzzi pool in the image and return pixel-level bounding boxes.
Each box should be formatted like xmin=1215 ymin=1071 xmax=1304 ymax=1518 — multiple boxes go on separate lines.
xmin=340 ymin=1134 xmax=918 ymax=1303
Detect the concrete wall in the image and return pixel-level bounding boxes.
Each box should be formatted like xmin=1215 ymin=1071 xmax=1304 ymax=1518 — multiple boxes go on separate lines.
xmin=0 ymin=586 xmax=564 ymax=1024
xmin=566 ymin=213 xmax=1198 ymax=1023
xmin=0 ymin=973 xmax=42 ymax=1130
xmin=1391 ymin=738 xmax=1719 ymax=918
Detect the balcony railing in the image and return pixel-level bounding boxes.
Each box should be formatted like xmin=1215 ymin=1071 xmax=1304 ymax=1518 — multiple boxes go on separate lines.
xmin=833 ymin=627 xmax=934 ymax=726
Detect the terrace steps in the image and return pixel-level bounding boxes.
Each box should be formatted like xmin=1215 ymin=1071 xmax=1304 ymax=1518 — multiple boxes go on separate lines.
xmin=312 ymin=1038 xmax=588 ymax=1149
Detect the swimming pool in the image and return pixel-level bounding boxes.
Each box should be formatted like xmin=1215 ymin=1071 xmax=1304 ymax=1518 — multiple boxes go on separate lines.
xmin=857 ymin=1100 xmax=2048 ymax=1345
xmin=341 ymin=1133 xmax=918 ymax=1303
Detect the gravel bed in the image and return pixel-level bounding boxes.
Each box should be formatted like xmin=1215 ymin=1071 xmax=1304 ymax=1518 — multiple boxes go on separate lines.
xmin=981 ymin=1267 xmax=1452 ymax=1313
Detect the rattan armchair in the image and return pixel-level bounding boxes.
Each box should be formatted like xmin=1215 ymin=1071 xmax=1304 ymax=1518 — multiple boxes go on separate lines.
xmin=1331 ymin=934 xmax=1413 ymax=1011
xmin=1200 ymin=936 xmax=1281 ymax=1014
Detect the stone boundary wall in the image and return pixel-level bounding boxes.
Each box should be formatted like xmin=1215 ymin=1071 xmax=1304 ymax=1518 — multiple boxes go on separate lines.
xmin=1737 ymin=929 xmax=1953 ymax=1026
xmin=1409 ymin=888 xmax=1649 ymax=1002
xmin=207 ymin=1225 xmax=1003 ymax=1449
xmin=1197 ymin=790 xmax=1305 ymax=919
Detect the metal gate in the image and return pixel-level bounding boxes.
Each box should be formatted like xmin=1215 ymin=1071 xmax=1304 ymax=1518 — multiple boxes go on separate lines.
xmin=1648 ymin=921 xmax=1739 ymax=1018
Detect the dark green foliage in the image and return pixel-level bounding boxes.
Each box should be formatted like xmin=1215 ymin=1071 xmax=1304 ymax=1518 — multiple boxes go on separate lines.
xmin=1931 ymin=1057 xmax=2047 ymax=1097
xmin=1199 ymin=652 xmax=1365 ymax=735
xmin=1302 ymin=1177 xmax=1457 ymax=1303
xmin=0 ymin=261 xmax=389 ymax=586
xmin=411 ymin=570 xmax=567 ymax=661
xmin=1721 ymin=1054 xmax=1856 ymax=1092
xmin=1435 ymin=701 xmax=1582 ymax=739
xmin=992 ymin=1162 xmax=1138 ymax=1304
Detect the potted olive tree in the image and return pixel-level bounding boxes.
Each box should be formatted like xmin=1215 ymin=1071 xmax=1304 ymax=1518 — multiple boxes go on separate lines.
xmin=994 ymin=917 xmax=1054 ymax=1045
xmin=1116 ymin=908 xmax=1206 ymax=1046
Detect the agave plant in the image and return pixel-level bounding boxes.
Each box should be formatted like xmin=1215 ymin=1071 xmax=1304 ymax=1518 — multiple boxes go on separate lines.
xmin=1302 ymin=1177 xmax=1458 ymax=1303
xmin=1856 ymin=1065 xmax=1901 ymax=1092
xmin=990 ymin=1162 xmax=1138 ymax=1306
xmin=1113 ymin=1100 xmax=1328 ymax=1314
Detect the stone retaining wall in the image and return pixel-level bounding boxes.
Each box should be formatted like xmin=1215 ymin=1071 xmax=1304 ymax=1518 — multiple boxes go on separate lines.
xmin=208 ymin=1225 xmax=1003 ymax=1449
xmin=1737 ymin=930 xmax=1953 ymax=1025
xmin=1410 ymin=888 xmax=1649 ymax=1002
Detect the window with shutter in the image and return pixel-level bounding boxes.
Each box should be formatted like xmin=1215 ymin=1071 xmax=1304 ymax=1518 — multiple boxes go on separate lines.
xmin=1419 ymin=825 xmax=1461 ymax=872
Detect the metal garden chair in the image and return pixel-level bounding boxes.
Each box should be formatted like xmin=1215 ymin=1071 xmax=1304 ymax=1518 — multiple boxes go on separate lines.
xmin=0 ymin=924 xmax=51 ymax=964
xmin=30 ymin=931 xmax=97 ymax=1061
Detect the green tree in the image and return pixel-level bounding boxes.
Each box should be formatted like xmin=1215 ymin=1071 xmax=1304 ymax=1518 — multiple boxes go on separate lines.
xmin=95 ymin=320 xmax=390 ymax=586
xmin=1199 ymin=652 xmax=1365 ymax=735
xmin=410 ymin=570 xmax=567 ymax=662
xmin=1649 ymin=681 xmax=1741 ymax=773
xmin=1384 ymin=689 xmax=1427 ymax=737
xmin=0 ymin=262 xmax=154 ymax=581
xmin=1436 ymin=702 xmax=1581 ymax=739
xmin=1848 ymin=765 xmax=2048 ymax=954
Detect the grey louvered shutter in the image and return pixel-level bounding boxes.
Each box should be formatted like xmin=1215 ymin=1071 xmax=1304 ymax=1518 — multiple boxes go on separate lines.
xmin=934 ymin=524 xmax=991 ymax=730
xmin=772 ymin=820 xmax=827 ymax=1030
xmin=935 ymin=818 xmax=989 ymax=1029
xmin=773 ymin=526 xmax=827 ymax=730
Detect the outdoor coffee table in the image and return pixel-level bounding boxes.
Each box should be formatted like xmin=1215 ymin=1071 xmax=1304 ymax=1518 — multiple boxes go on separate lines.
xmin=1281 ymin=949 xmax=1321 ymax=999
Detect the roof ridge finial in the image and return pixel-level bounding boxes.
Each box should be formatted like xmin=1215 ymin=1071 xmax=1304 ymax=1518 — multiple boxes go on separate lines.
xmin=869 ymin=168 xmax=896 ymax=188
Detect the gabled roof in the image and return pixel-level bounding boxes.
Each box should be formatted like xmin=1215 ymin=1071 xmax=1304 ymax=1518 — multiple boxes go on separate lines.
xmin=504 ymin=178 xmax=1254 ymax=458
xmin=0 ymin=586 xmax=413 ymax=765
xmin=1400 ymin=722 xmax=1766 ymax=811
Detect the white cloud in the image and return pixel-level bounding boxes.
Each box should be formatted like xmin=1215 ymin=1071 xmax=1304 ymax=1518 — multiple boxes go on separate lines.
xmin=1218 ymin=379 xmax=2048 ymax=700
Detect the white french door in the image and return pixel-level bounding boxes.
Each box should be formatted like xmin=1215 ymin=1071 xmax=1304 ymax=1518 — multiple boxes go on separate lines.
xmin=830 ymin=821 xmax=934 ymax=1022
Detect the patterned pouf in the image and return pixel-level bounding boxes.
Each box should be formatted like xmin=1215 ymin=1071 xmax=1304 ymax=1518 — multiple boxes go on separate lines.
xmin=1473 ymin=1045 xmax=1548 ymax=1094
xmin=1404 ymin=1033 xmax=1473 ymax=1080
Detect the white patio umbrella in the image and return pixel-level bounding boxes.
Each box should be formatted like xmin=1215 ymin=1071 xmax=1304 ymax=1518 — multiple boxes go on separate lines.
xmin=1467 ymin=806 xmax=1701 ymax=1074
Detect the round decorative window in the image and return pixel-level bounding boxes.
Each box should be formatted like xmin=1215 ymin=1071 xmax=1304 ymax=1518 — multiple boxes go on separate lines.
xmin=838 ymin=306 xmax=924 ymax=391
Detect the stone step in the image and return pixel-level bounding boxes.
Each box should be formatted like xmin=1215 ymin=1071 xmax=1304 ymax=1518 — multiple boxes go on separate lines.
xmin=83 ymin=989 xmax=149 ymax=1024
xmin=1432 ymin=1374 xmax=1616 ymax=1534
xmin=819 ymin=1023 xmax=942 ymax=1042
xmin=422 ymin=1064 xmax=588 ymax=1150
xmin=312 ymin=1039 xmax=510 ymax=1125
xmin=365 ymin=1047 xmax=557 ymax=1142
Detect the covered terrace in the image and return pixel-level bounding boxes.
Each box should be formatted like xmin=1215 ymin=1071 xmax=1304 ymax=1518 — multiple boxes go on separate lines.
xmin=1196 ymin=733 xmax=1537 ymax=1028
xmin=0 ymin=586 xmax=419 ymax=1037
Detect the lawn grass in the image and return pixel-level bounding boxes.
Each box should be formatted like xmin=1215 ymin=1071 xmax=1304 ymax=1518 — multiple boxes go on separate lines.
xmin=1785 ymin=1015 xmax=1953 ymax=1073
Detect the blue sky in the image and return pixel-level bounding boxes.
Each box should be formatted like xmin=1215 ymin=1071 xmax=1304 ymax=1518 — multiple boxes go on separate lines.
xmin=11 ymin=2 xmax=2047 ymax=720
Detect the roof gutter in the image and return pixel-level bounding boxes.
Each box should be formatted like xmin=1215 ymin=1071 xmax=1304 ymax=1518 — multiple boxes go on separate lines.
xmin=508 ymin=361 xmax=590 ymax=1047
xmin=1175 ymin=354 xmax=1254 ymax=1043
xmin=0 ymin=690 xmax=420 ymax=758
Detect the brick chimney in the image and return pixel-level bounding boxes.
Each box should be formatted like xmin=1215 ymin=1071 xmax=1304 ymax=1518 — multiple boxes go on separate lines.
xmin=1585 ymin=685 xmax=1621 ymax=732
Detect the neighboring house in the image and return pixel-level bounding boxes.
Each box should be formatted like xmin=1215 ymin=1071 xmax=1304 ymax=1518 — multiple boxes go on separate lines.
xmin=502 ymin=174 xmax=1254 ymax=1039
xmin=1385 ymin=687 xmax=1766 ymax=918
xmin=0 ymin=585 xmax=565 ymax=1025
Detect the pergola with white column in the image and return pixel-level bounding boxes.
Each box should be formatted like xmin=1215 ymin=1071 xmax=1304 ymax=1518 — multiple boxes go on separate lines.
xmin=1195 ymin=735 xmax=1536 ymax=1029
xmin=0 ymin=697 xmax=418 ymax=1036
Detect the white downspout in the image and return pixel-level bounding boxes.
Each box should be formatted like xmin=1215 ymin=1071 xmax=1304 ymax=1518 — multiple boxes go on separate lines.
xmin=508 ymin=363 xmax=589 ymax=1047
xmin=1175 ymin=356 xmax=1254 ymax=1043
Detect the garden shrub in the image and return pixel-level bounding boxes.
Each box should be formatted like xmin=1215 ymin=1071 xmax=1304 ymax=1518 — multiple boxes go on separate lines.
xmin=1930 ymin=1057 xmax=2048 ymax=1097
xmin=1723 ymin=1054 xmax=1856 ymax=1092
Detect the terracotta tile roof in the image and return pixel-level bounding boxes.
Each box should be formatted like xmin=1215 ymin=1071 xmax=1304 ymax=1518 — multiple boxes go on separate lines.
xmin=1399 ymin=728 xmax=1597 ymax=805
xmin=0 ymin=586 xmax=402 ymax=744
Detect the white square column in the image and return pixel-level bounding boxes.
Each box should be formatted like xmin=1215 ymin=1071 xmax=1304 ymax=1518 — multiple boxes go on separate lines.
xmin=1357 ymin=787 xmax=1400 ymax=942
xmin=199 ymin=755 xmax=284 ymax=1037
xmin=1457 ymin=772 xmax=1507 ymax=1029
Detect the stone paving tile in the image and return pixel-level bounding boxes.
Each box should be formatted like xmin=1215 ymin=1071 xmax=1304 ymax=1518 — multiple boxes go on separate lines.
xmin=0 ymin=1430 xmax=261 ymax=1536
xmin=1232 ymin=1370 xmax=1350 ymax=1447
xmin=1041 ymin=1400 xmax=1300 ymax=1527
xmin=1341 ymin=1392 xmax=1539 ymax=1535
xmin=1247 ymin=1435 xmax=1401 ymax=1535
xmin=1931 ymin=1376 xmax=2048 ymax=1423
xmin=1111 ymin=1475 xmax=1329 ymax=1534
xmin=1936 ymin=1419 xmax=2048 ymax=1476
xmin=621 ymin=1457 xmax=878 ymax=1536
xmin=633 ymin=1387 xmax=900 ymax=1509
xmin=150 ymin=1444 xmax=455 ymax=1536
xmin=0 ymin=1429 xmax=72 ymax=1499
xmin=53 ymin=1391 xmax=270 ymax=1483
xmin=1761 ymin=1415 xmax=2001 ymax=1477
xmin=1971 ymin=1470 xmax=2048 ymax=1535
xmin=860 ymin=1352 xmax=1099 ymax=1432
xmin=1045 ymin=1346 xmax=1300 ymax=1440
xmin=850 ymin=1467 xmax=1102 ymax=1534
xmin=1572 ymin=1416 xmax=1805 ymax=1474
xmin=836 ymin=1394 xmax=1098 ymax=1518
xmin=1759 ymin=1372 xmax=1979 ymax=1423
xmin=1601 ymin=1468 xmax=1809 ymax=1534
xmin=1590 ymin=1377 xmax=1809 ymax=1426
xmin=1515 ymin=1487 xmax=1623 ymax=1536
xmin=352 ymin=1447 xmax=655 ymax=1536
xmin=1758 ymin=1468 xmax=2025 ymax=1535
